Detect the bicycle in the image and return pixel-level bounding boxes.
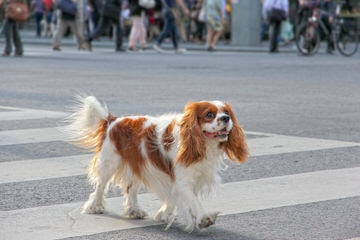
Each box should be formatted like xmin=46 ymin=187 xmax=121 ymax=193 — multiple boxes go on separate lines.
xmin=296 ymin=1 xmax=359 ymax=57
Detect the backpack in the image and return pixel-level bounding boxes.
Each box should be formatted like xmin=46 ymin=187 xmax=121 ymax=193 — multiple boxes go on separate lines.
xmin=139 ymin=0 xmax=155 ymax=9
xmin=57 ymin=0 xmax=77 ymax=16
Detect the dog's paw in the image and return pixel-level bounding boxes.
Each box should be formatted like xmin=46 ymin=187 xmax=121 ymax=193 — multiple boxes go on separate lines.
xmin=154 ymin=209 xmax=172 ymax=223
xmin=198 ymin=212 xmax=220 ymax=229
xmin=82 ymin=202 xmax=105 ymax=214
xmin=123 ymin=208 xmax=148 ymax=219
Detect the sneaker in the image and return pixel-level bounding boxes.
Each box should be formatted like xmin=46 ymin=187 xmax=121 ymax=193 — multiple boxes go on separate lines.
xmin=153 ymin=44 xmax=164 ymax=53
xmin=207 ymin=46 xmax=215 ymax=52
xmin=14 ymin=52 xmax=23 ymax=57
xmin=175 ymin=48 xmax=186 ymax=54
xmin=1 ymin=52 xmax=10 ymax=57
xmin=53 ymin=46 xmax=61 ymax=51
xmin=116 ymin=48 xmax=126 ymax=52
xmin=127 ymin=47 xmax=136 ymax=52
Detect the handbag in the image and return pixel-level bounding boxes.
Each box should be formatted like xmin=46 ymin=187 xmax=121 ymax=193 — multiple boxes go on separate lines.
xmin=198 ymin=3 xmax=206 ymax=22
xmin=6 ymin=2 xmax=30 ymax=22
xmin=267 ymin=0 xmax=286 ymax=22
xmin=139 ymin=0 xmax=155 ymax=9
xmin=268 ymin=8 xmax=286 ymax=22
xmin=57 ymin=0 xmax=77 ymax=16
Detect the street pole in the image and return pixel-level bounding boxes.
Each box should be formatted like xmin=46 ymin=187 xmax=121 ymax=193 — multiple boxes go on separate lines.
xmin=231 ymin=0 xmax=262 ymax=46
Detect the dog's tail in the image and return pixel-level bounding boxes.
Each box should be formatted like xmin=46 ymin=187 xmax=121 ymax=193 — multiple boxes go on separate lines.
xmin=63 ymin=95 xmax=112 ymax=153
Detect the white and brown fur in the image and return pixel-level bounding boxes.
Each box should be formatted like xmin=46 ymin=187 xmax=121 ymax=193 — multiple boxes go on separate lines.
xmin=64 ymin=96 xmax=248 ymax=232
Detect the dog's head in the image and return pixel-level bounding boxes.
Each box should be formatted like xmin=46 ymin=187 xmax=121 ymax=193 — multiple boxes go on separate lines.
xmin=177 ymin=101 xmax=248 ymax=167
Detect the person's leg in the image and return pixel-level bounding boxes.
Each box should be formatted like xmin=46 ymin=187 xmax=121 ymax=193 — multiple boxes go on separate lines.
xmin=156 ymin=11 xmax=172 ymax=46
xmin=12 ymin=20 xmax=23 ymax=55
xmin=69 ymin=20 xmax=85 ymax=48
xmin=53 ymin=19 xmax=67 ymax=48
xmin=211 ymin=30 xmax=222 ymax=48
xmin=139 ymin=13 xmax=147 ymax=48
xmin=114 ymin=18 xmax=123 ymax=51
xmin=169 ymin=19 xmax=179 ymax=49
xmin=3 ymin=18 xmax=12 ymax=55
xmin=35 ymin=12 xmax=43 ymax=37
xmin=206 ymin=27 xmax=214 ymax=49
xmin=87 ymin=16 xmax=109 ymax=42
xmin=269 ymin=21 xmax=278 ymax=52
xmin=323 ymin=17 xmax=334 ymax=53
xmin=128 ymin=16 xmax=141 ymax=49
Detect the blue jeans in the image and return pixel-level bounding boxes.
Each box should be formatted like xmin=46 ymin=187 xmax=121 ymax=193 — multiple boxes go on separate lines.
xmin=156 ymin=11 xmax=178 ymax=49
xmin=34 ymin=12 xmax=43 ymax=37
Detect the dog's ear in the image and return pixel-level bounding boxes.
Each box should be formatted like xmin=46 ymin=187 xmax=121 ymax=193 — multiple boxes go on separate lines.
xmin=221 ymin=103 xmax=248 ymax=163
xmin=176 ymin=102 xmax=206 ymax=167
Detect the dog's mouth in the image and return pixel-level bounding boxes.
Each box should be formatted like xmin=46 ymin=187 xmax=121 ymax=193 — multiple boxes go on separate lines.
xmin=203 ymin=128 xmax=229 ymax=139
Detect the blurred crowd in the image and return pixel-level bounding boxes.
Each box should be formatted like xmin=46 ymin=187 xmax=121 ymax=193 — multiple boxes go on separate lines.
xmin=0 ymin=0 xmax=234 ymax=55
xmin=0 ymin=0 xmax=358 ymax=56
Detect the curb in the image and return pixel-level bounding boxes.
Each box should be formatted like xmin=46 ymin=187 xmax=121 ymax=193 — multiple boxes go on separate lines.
xmin=0 ymin=38 xmax=297 ymax=54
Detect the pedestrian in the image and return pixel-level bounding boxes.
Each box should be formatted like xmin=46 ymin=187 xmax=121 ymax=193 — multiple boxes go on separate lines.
xmin=43 ymin=0 xmax=54 ymax=37
xmin=52 ymin=0 xmax=87 ymax=51
xmin=153 ymin=0 xmax=190 ymax=53
xmin=319 ymin=0 xmax=336 ymax=53
xmin=127 ymin=0 xmax=147 ymax=51
xmin=296 ymin=0 xmax=318 ymax=27
xmin=1 ymin=0 xmax=28 ymax=56
xmin=31 ymin=0 xmax=46 ymax=37
xmin=205 ymin=0 xmax=225 ymax=51
xmin=262 ymin=0 xmax=289 ymax=53
xmin=85 ymin=0 xmax=124 ymax=52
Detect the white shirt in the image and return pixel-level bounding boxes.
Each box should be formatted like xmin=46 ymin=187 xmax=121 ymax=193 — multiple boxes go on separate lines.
xmin=262 ymin=0 xmax=289 ymax=19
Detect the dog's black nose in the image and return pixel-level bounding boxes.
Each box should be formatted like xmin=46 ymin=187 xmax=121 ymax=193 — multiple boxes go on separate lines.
xmin=220 ymin=116 xmax=230 ymax=123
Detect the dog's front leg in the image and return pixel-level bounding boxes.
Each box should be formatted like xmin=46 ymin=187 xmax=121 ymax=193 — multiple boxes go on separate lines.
xmin=173 ymin=177 xmax=219 ymax=232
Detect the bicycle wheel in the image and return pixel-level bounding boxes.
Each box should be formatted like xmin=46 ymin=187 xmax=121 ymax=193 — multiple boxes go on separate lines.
xmin=335 ymin=18 xmax=359 ymax=57
xmin=296 ymin=22 xmax=321 ymax=56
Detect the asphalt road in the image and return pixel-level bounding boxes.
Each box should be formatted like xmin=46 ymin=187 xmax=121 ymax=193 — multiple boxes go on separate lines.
xmin=0 ymin=44 xmax=359 ymax=240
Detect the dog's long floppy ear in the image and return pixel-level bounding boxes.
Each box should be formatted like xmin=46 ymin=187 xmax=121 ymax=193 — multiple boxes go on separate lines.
xmin=222 ymin=103 xmax=249 ymax=163
xmin=176 ymin=102 xmax=206 ymax=167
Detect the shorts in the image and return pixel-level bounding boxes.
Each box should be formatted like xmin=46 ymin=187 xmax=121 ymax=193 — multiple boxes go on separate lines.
xmin=207 ymin=15 xmax=223 ymax=31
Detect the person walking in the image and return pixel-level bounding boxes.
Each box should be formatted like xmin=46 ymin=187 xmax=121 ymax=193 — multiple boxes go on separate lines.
xmin=153 ymin=0 xmax=190 ymax=53
xmin=262 ymin=0 xmax=289 ymax=53
xmin=85 ymin=0 xmax=124 ymax=52
xmin=43 ymin=0 xmax=54 ymax=37
xmin=127 ymin=0 xmax=147 ymax=51
xmin=320 ymin=0 xmax=336 ymax=53
xmin=31 ymin=0 xmax=46 ymax=37
xmin=1 ymin=0 xmax=27 ymax=56
xmin=205 ymin=0 xmax=224 ymax=51
xmin=52 ymin=0 xmax=87 ymax=50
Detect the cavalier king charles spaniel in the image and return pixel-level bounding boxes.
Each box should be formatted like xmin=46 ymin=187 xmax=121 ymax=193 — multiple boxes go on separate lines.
xmin=65 ymin=96 xmax=248 ymax=232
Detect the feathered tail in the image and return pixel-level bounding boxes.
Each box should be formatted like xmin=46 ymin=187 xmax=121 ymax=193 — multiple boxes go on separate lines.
xmin=62 ymin=96 xmax=112 ymax=185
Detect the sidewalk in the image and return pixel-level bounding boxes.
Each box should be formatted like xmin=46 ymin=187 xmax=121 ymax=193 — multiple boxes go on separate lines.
xmin=0 ymin=29 xmax=297 ymax=53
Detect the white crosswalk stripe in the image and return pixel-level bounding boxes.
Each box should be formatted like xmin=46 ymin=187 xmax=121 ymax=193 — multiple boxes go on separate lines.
xmin=0 ymin=106 xmax=359 ymax=240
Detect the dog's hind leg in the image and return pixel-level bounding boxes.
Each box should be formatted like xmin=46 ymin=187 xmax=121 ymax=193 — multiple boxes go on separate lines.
xmin=122 ymin=179 xmax=148 ymax=219
xmin=82 ymin=145 xmax=120 ymax=214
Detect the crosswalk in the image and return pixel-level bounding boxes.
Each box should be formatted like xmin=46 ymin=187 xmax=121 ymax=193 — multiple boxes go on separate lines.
xmin=0 ymin=105 xmax=359 ymax=239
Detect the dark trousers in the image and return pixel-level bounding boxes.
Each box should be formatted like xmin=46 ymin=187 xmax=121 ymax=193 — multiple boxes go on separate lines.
xmin=3 ymin=18 xmax=23 ymax=55
xmin=322 ymin=16 xmax=334 ymax=51
xmin=87 ymin=16 xmax=123 ymax=50
xmin=269 ymin=20 xmax=281 ymax=52
xmin=34 ymin=12 xmax=44 ymax=37
xmin=156 ymin=11 xmax=178 ymax=49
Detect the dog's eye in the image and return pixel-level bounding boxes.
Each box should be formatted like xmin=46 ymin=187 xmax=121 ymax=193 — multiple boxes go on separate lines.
xmin=224 ymin=110 xmax=229 ymax=115
xmin=206 ymin=112 xmax=215 ymax=119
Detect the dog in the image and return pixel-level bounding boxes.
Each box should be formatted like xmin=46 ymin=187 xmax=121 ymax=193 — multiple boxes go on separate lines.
xmin=64 ymin=96 xmax=248 ymax=232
